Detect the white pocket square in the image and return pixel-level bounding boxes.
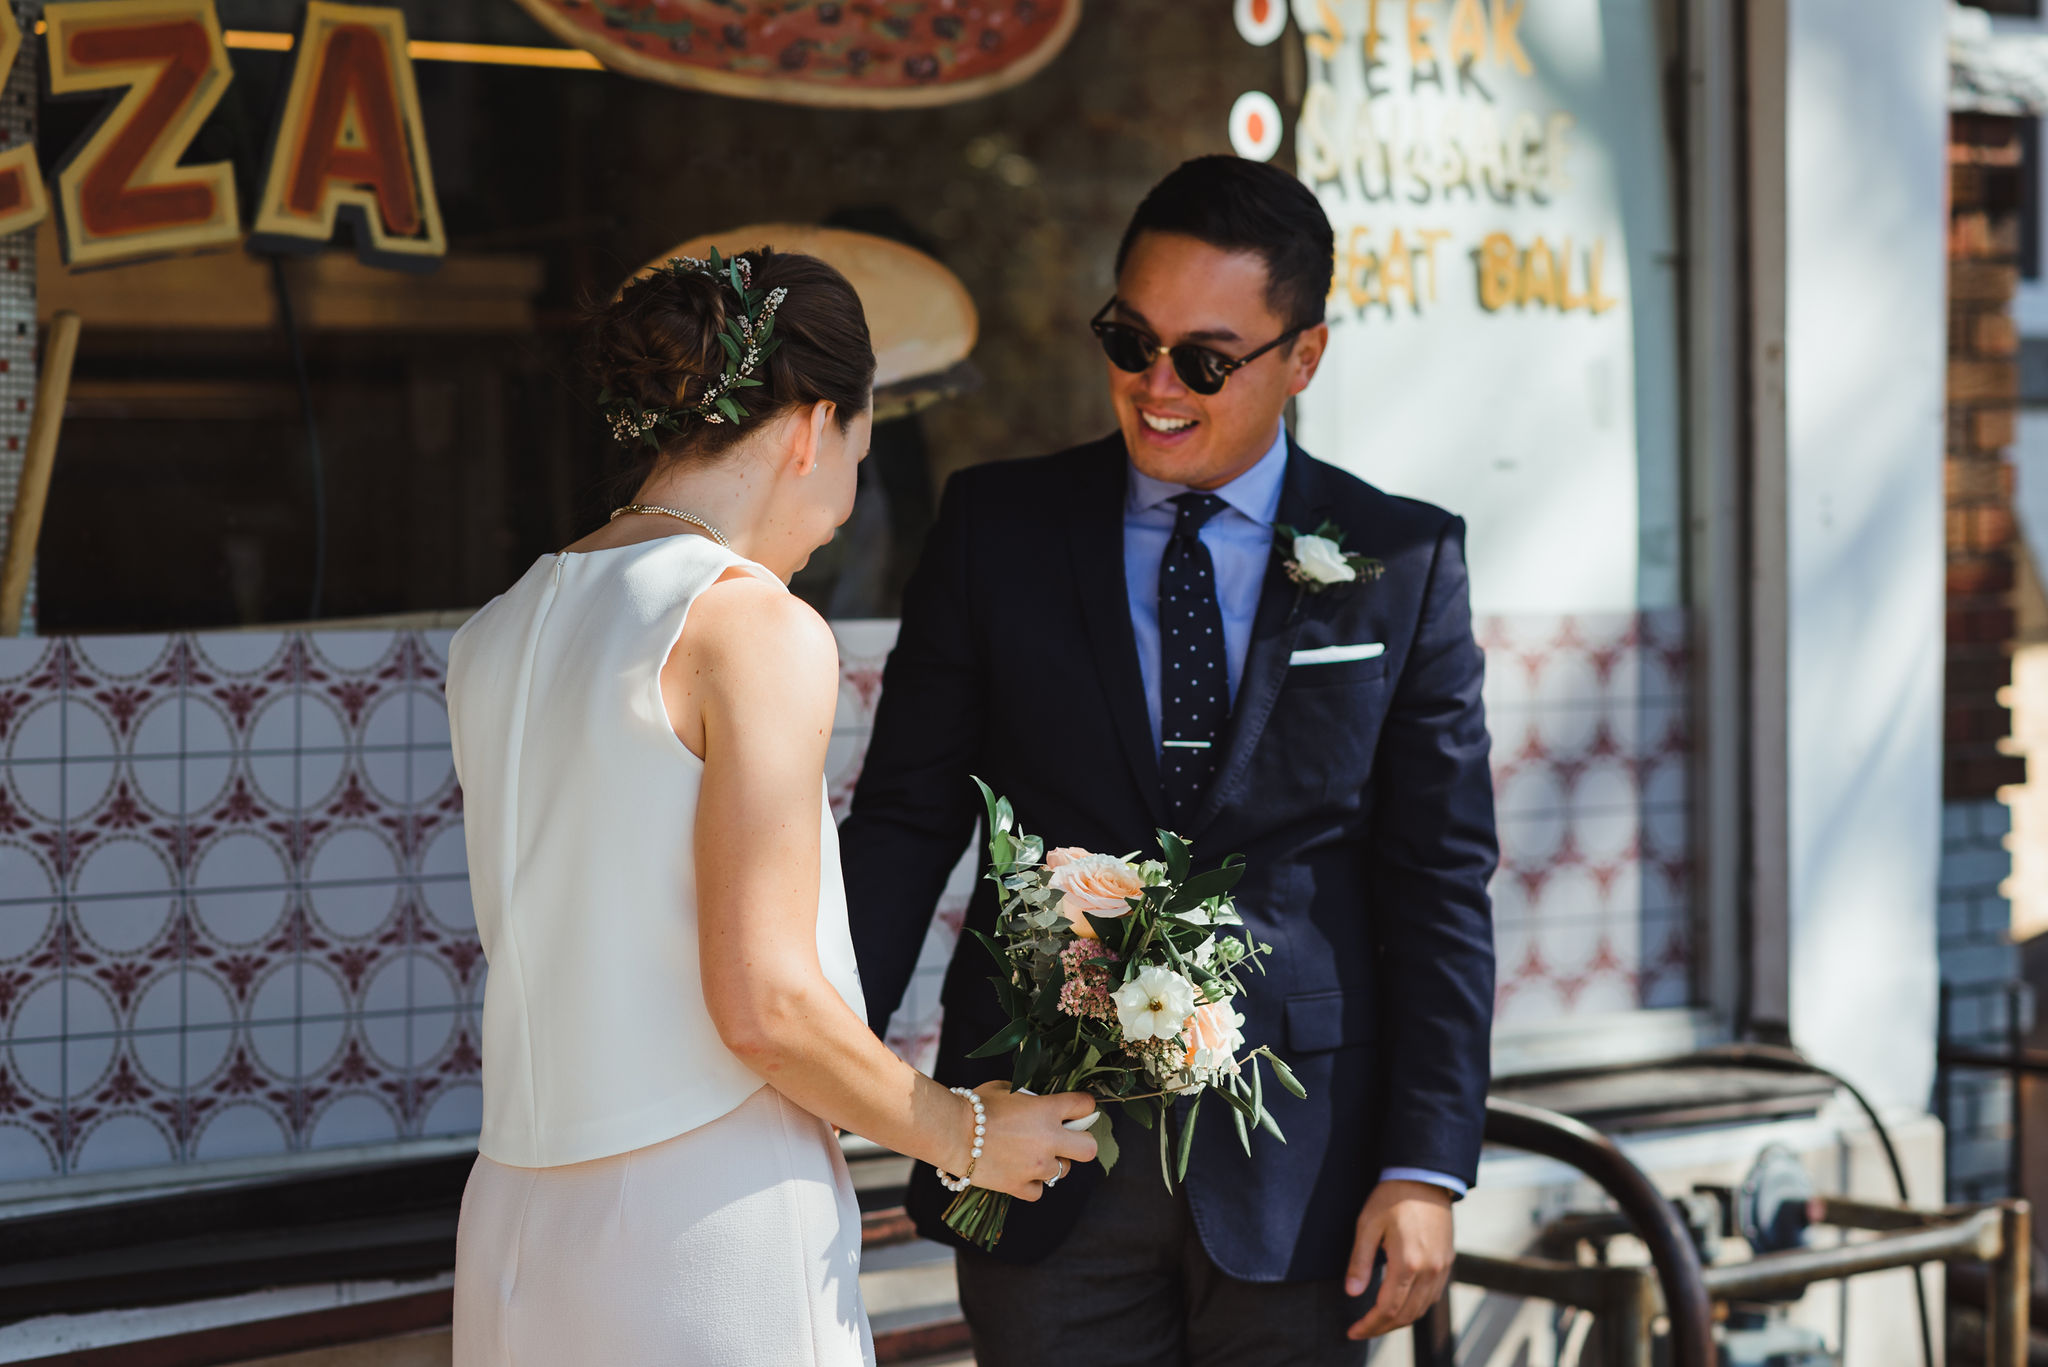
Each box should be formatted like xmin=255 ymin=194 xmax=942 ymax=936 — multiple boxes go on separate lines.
xmin=1289 ymin=642 xmax=1385 ymax=666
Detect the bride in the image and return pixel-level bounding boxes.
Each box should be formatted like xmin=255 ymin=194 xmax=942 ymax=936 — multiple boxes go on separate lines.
xmin=446 ymin=248 xmax=1097 ymax=1366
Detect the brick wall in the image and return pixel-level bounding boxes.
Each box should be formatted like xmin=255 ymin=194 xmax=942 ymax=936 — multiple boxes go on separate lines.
xmin=1948 ymin=114 xmax=2027 ymax=801
xmin=1942 ymin=113 xmax=2028 ymax=1199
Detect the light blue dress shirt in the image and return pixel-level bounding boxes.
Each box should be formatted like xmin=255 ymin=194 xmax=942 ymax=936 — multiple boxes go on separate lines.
xmin=1121 ymin=425 xmax=1469 ymax=1201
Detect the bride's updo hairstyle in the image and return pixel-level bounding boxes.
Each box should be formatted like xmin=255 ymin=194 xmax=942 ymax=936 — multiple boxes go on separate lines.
xmin=590 ymin=247 xmax=877 ymax=469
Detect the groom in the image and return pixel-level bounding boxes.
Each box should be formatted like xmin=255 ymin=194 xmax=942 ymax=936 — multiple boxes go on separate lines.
xmin=841 ymin=155 xmax=1496 ymax=1365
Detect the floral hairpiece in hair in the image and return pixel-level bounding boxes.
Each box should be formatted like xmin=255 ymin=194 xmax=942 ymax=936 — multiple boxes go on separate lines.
xmin=600 ymin=248 xmax=790 ymax=448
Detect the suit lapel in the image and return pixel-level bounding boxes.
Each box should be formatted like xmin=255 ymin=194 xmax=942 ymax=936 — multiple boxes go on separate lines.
xmin=1189 ymin=439 xmax=1329 ymax=837
xmin=1065 ymin=440 xmax=1168 ymax=827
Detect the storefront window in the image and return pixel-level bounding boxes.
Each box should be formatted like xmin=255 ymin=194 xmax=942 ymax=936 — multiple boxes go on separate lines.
xmin=0 ymin=1 xmax=1290 ymax=1187
xmin=1292 ymin=0 xmax=1694 ymax=1031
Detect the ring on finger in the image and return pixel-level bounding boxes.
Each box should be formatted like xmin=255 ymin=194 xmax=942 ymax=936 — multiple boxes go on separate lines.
xmin=1045 ymin=1158 xmax=1070 ymax=1188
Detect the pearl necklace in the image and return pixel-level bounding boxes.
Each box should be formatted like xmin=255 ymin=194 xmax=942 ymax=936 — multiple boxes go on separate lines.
xmin=609 ymin=504 xmax=730 ymax=549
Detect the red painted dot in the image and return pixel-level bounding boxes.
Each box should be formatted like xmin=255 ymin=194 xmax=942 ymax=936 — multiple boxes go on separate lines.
xmin=1246 ymin=111 xmax=1266 ymax=143
xmin=7 ymin=437 xmax=17 ymax=451
xmin=1251 ymin=0 xmax=1271 ymax=20
xmin=7 ymin=258 xmax=18 ymax=272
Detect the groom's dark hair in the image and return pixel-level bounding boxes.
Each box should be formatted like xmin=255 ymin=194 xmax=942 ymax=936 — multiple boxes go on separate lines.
xmin=1115 ymin=156 xmax=1334 ymax=333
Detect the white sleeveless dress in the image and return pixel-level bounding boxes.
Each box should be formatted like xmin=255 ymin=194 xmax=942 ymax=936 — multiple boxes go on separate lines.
xmin=445 ymin=536 xmax=874 ymax=1367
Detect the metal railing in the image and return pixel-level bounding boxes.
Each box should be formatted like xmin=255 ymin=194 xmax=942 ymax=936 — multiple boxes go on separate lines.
xmin=1434 ymin=1097 xmax=2033 ymax=1367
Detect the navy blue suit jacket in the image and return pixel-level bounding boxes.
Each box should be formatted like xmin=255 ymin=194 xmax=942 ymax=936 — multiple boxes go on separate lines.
xmin=840 ymin=434 xmax=1497 ymax=1282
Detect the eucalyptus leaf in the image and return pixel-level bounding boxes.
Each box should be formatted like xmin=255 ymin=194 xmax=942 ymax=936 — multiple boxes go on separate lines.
xmin=1016 ymin=1030 xmax=1044 ymax=1086
xmin=1267 ymin=1053 xmax=1308 ymax=1100
xmin=1175 ymin=1092 xmax=1203 ymax=1183
xmin=968 ymin=1018 xmax=1030 ymax=1059
xmin=973 ymin=776 xmax=1001 ymax=835
xmin=1158 ymin=829 xmax=1191 ymax=883
xmin=1167 ymin=865 xmax=1247 ymax=912
xmin=1089 ymin=1111 xmax=1119 ymax=1173
xmin=1158 ymin=1098 xmax=1173 ymax=1190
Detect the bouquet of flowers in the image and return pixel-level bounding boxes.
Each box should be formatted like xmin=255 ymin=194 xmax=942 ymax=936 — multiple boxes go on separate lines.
xmin=941 ymin=780 xmax=1306 ymax=1252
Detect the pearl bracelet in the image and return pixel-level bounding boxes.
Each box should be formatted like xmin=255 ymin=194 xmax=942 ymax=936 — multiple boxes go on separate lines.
xmin=935 ymin=1086 xmax=986 ymax=1193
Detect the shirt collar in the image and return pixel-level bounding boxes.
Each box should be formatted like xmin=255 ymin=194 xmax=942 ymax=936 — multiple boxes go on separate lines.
xmin=1125 ymin=425 xmax=1290 ymax=527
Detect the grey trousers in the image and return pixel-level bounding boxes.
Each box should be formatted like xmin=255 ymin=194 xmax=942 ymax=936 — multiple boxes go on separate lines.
xmin=953 ymin=1135 xmax=1374 ymax=1367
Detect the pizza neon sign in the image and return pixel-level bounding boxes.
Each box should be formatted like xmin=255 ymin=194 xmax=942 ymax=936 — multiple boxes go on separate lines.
xmin=38 ymin=0 xmax=443 ymax=271
xmin=250 ymin=3 xmax=444 ymax=267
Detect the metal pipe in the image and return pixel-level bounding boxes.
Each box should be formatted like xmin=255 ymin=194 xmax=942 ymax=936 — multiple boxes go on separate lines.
xmin=1991 ymin=1201 xmax=2031 ymax=1367
xmin=1700 ymin=1206 xmax=2005 ymax=1301
xmin=2009 ymin=983 xmax=2026 ymax=1201
xmin=1450 ymin=1251 xmax=1657 ymax=1367
xmin=1816 ymin=1197 xmax=1950 ymax=1232
xmin=1452 ymin=1251 xmax=1633 ymax=1309
xmin=1597 ymin=1264 xmax=1657 ymax=1367
xmin=1412 ymin=1286 xmax=1456 ymax=1367
xmin=1484 ymin=1098 xmax=1715 ymax=1367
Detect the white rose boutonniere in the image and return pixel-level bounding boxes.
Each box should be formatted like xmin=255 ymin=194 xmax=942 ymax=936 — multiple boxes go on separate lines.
xmin=1277 ymin=520 xmax=1383 ymax=593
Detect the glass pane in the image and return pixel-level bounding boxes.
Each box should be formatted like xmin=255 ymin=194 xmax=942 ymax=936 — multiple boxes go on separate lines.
xmin=1291 ymin=0 xmax=1692 ymax=1029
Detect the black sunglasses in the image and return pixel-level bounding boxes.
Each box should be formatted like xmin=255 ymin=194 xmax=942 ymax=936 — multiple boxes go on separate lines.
xmin=1088 ymin=297 xmax=1305 ymax=396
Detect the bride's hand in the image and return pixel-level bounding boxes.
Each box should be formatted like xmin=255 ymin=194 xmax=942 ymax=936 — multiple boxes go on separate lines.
xmin=961 ymin=1082 xmax=1098 ymax=1202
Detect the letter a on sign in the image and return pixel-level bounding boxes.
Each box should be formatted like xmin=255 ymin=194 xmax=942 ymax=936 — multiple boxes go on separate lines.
xmin=0 ymin=4 xmax=49 ymax=238
xmin=252 ymin=3 xmax=445 ymax=269
xmin=44 ymin=0 xmax=239 ymax=267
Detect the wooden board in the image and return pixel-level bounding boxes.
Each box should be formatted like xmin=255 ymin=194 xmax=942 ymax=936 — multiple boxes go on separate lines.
xmin=510 ymin=0 xmax=1080 ymax=108
xmin=648 ymin=223 xmax=977 ymax=388
xmin=37 ymin=219 xmax=542 ymax=332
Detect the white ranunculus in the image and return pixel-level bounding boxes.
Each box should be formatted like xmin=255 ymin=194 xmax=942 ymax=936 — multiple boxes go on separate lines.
xmin=1292 ymin=534 xmax=1357 ymax=584
xmin=1112 ymin=965 xmax=1198 ymax=1043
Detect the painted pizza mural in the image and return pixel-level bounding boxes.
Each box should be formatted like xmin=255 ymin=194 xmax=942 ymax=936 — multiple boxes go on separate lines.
xmin=510 ymin=0 xmax=1083 ymax=107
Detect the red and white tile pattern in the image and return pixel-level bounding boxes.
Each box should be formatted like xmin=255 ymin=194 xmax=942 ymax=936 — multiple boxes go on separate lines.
xmin=1481 ymin=608 xmax=1693 ymax=1029
xmin=827 ymin=621 xmax=967 ymax=1075
xmin=0 ymin=630 xmax=476 ymax=1184
xmin=0 ymin=608 xmax=1690 ymax=1187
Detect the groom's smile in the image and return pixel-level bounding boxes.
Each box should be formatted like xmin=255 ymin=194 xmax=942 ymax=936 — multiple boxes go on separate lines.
xmin=1107 ymin=230 xmax=1328 ymax=491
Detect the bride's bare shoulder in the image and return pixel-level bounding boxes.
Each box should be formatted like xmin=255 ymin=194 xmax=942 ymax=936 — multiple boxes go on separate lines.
xmin=675 ymin=572 xmax=838 ymax=695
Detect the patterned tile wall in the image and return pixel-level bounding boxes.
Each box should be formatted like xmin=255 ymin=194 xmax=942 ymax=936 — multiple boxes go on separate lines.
xmin=0 ymin=630 xmax=474 ymax=1184
xmin=1482 ymin=607 xmax=1695 ymax=1029
xmin=0 ymin=607 xmax=1691 ymax=1188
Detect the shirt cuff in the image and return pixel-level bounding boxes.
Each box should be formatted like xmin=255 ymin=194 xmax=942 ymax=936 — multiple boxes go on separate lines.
xmin=1379 ymin=1166 xmax=1469 ymax=1198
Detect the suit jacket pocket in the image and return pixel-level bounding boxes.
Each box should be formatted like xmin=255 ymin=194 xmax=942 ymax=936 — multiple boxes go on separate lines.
xmin=1285 ymin=989 xmax=1375 ymax=1053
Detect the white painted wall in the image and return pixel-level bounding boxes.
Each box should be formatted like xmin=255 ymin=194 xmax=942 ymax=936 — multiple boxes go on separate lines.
xmin=1782 ymin=0 xmax=1948 ymax=1118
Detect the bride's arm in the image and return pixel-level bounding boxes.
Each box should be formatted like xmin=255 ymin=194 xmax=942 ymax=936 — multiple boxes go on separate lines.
xmin=674 ymin=574 xmax=1094 ymax=1198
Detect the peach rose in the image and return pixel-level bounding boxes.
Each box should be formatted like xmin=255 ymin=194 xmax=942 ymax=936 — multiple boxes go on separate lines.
xmin=1045 ymin=846 xmax=1088 ymax=872
xmin=1049 ymin=852 xmax=1144 ymax=939
xmin=1181 ymin=999 xmax=1245 ymax=1076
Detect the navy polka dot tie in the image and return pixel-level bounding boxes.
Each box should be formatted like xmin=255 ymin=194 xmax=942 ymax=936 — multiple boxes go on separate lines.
xmin=1159 ymin=493 xmax=1231 ymax=825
